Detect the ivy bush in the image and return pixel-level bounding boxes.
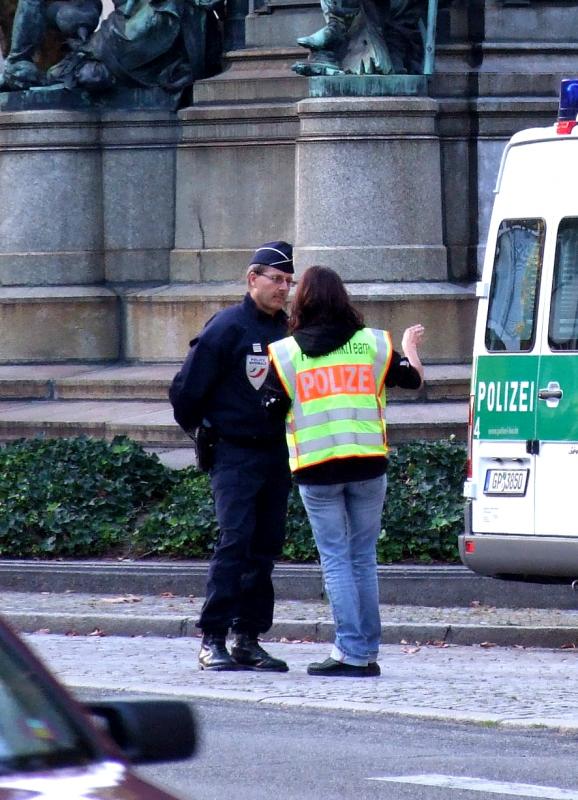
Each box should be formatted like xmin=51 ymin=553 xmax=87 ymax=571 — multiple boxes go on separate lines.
xmin=0 ymin=437 xmax=172 ymax=557
xmin=378 ymin=439 xmax=466 ymax=563
xmin=0 ymin=436 xmax=466 ymax=562
xmin=135 ymin=438 xmax=466 ymax=563
xmin=134 ymin=469 xmax=219 ymax=558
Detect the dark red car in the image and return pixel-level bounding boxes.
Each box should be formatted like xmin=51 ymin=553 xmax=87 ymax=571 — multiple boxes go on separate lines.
xmin=0 ymin=617 xmax=196 ymax=799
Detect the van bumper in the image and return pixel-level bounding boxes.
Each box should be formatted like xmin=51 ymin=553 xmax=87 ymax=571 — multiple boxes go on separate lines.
xmin=459 ymin=530 xmax=578 ymax=581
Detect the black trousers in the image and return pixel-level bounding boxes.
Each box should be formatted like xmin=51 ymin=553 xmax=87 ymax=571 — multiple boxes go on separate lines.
xmin=198 ymin=440 xmax=291 ymax=637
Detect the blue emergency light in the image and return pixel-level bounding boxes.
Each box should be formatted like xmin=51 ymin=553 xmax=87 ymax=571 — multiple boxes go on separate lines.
xmin=556 ymin=79 xmax=578 ymax=133
xmin=559 ymin=79 xmax=578 ymax=121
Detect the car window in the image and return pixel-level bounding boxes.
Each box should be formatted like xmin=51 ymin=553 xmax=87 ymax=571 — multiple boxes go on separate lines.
xmin=485 ymin=218 xmax=544 ymax=352
xmin=549 ymin=217 xmax=578 ymax=350
xmin=0 ymin=638 xmax=97 ymax=772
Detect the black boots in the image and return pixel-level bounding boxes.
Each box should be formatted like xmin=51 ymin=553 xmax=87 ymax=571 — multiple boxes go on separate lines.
xmin=198 ymin=634 xmax=242 ymax=671
xmin=230 ymin=634 xmax=289 ymax=672
xmin=199 ymin=633 xmax=289 ymax=672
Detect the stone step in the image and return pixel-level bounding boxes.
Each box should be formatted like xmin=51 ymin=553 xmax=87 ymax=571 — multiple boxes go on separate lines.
xmin=193 ymin=45 xmax=569 ymax=105
xmin=0 ymin=398 xmax=468 ymax=447
xmin=123 ymin=281 xmax=476 ymax=363
xmin=0 ymin=363 xmax=471 ymax=403
xmin=0 ymin=286 xmax=119 ymax=363
xmin=0 ymin=281 xmax=475 ymax=364
xmin=192 ymin=49 xmax=309 ymax=104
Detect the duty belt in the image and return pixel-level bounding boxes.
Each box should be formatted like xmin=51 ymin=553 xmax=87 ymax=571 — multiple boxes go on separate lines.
xmin=219 ymin=434 xmax=284 ymax=449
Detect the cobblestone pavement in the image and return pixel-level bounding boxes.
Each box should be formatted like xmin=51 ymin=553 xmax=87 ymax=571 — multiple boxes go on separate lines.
xmin=26 ymin=633 xmax=578 ymax=732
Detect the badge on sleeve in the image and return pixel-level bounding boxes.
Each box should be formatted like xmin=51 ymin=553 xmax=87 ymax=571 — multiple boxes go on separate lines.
xmin=246 ymin=354 xmax=269 ymax=390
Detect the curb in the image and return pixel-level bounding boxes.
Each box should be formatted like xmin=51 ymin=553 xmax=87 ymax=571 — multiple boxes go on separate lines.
xmin=10 ymin=612 xmax=578 ymax=649
xmin=62 ymin=675 xmax=578 ymax=732
xmin=1 ymin=560 xmax=578 ymax=608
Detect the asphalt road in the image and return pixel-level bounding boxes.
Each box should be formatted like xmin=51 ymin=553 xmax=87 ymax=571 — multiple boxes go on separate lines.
xmin=83 ymin=694 xmax=578 ymax=800
xmin=29 ymin=630 xmax=578 ymax=800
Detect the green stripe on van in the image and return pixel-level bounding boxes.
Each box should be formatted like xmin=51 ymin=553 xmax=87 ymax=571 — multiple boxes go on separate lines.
xmin=474 ymin=354 xmax=578 ymax=442
xmin=474 ymin=355 xmax=538 ymax=441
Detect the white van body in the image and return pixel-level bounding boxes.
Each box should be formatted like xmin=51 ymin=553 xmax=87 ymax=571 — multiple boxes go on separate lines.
xmin=460 ymin=120 xmax=578 ymax=580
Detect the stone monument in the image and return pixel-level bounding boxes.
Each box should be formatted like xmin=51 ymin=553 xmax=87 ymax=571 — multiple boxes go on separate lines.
xmin=292 ymin=0 xmax=433 ymax=78
xmin=1 ymin=0 xmax=571 ymax=368
xmin=0 ymin=0 xmax=224 ymax=107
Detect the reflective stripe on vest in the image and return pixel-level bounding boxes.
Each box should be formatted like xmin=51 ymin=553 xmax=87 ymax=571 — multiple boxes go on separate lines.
xmin=269 ymin=328 xmax=393 ymax=472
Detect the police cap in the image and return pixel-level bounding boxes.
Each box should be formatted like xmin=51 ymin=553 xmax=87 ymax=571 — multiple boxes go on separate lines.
xmin=249 ymin=241 xmax=294 ymax=274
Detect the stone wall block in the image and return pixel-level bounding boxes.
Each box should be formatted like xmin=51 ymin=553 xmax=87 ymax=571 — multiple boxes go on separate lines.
xmin=172 ymin=104 xmax=298 ymax=282
xmin=0 ymin=111 xmax=103 ymax=286
xmin=101 ymin=112 xmax=179 ymax=284
xmin=294 ymin=97 xmax=447 ymax=282
xmin=0 ymin=287 xmax=119 ymax=362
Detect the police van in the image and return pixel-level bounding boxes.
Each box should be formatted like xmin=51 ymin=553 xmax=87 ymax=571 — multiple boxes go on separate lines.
xmin=460 ymin=78 xmax=578 ymax=581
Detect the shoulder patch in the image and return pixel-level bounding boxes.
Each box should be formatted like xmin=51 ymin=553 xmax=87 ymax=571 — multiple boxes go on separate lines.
xmin=246 ymin=354 xmax=269 ymax=390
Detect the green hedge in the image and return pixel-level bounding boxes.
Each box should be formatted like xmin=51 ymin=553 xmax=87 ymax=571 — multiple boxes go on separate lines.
xmin=0 ymin=436 xmax=466 ymax=562
xmin=0 ymin=437 xmax=172 ymax=557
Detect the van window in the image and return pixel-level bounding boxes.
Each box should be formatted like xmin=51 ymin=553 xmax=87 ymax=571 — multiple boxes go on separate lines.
xmin=549 ymin=217 xmax=578 ymax=351
xmin=485 ymin=219 xmax=544 ymax=352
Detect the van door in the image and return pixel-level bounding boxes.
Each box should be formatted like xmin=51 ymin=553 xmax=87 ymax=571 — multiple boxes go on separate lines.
xmin=472 ymin=218 xmax=544 ymax=537
xmin=534 ymin=217 xmax=578 ymax=536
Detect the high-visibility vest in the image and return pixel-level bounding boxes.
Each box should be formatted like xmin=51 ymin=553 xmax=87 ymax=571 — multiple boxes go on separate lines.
xmin=269 ymin=328 xmax=393 ymax=473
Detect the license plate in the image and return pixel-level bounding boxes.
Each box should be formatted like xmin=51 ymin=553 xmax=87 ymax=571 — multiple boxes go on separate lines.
xmin=484 ymin=469 xmax=529 ymax=496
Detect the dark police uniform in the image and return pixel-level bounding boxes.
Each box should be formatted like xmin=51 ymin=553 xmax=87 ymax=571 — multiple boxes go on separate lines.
xmin=169 ymin=241 xmax=295 ymax=674
xmin=172 ymin=293 xmax=291 ymax=636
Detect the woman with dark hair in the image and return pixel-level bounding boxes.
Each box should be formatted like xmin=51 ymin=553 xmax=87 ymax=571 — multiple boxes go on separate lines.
xmin=268 ymin=266 xmax=424 ymax=677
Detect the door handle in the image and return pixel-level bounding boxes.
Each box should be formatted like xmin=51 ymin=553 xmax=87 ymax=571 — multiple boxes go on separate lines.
xmin=538 ymin=381 xmax=563 ymax=405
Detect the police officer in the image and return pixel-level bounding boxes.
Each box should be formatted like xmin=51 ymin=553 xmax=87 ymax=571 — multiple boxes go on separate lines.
xmin=170 ymin=242 xmax=294 ymax=672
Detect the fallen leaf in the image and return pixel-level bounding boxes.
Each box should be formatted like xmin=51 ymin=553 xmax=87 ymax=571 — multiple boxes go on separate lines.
xmin=480 ymin=641 xmax=497 ymax=648
xmin=561 ymin=642 xmax=577 ymax=649
xmin=100 ymin=595 xmax=142 ymax=604
xmin=470 ymin=600 xmax=482 ymax=608
xmin=34 ymin=628 xmax=51 ymax=635
xmin=65 ymin=630 xmax=79 ymax=637
xmin=402 ymin=646 xmax=421 ymax=655
xmin=88 ymin=628 xmax=105 ymax=637
xmin=160 ymin=592 xmax=176 ymax=598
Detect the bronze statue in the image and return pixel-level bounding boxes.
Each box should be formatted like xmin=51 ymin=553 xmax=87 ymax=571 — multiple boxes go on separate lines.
xmin=292 ymin=0 xmax=431 ymax=77
xmin=0 ymin=0 xmax=223 ymax=93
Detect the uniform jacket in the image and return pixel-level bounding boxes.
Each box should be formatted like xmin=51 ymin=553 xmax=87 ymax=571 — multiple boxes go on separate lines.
xmin=170 ymin=293 xmax=288 ymax=442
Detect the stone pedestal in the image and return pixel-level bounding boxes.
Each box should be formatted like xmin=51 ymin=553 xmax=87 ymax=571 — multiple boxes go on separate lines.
xmin=294 ymin=96 xmax=447 ymax=282
xmin=101 ymin=111 xmax=178 ymax=284
xmin=171 ymin=103 xmax=298 ymax=282
xmin=0 ymin=111 xmax=103 ymax=287
xmin=0 ymin=108 xmax=178 ymax=361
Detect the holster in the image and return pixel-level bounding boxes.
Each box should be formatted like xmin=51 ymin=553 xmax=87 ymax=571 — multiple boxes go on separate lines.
xmin=193 ymin=424 xmax=217 ymax=472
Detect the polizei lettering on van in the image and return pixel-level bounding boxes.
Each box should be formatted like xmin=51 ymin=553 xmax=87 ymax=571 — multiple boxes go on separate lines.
xmin=476 ymin=380 xmax=535 ymax=414
xmin=473 ymin=355 xmax=539 ymax=441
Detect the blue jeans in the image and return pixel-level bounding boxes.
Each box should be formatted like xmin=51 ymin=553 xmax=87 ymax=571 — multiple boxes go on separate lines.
xmin=299 ymin=475 xmax=387 ymax=666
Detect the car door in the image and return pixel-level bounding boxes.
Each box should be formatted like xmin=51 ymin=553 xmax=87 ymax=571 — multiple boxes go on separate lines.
xmin=534 ymin=216 xmax=578 ymax=536
xmin=471 ymin=218 xmax=544 ymax=537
